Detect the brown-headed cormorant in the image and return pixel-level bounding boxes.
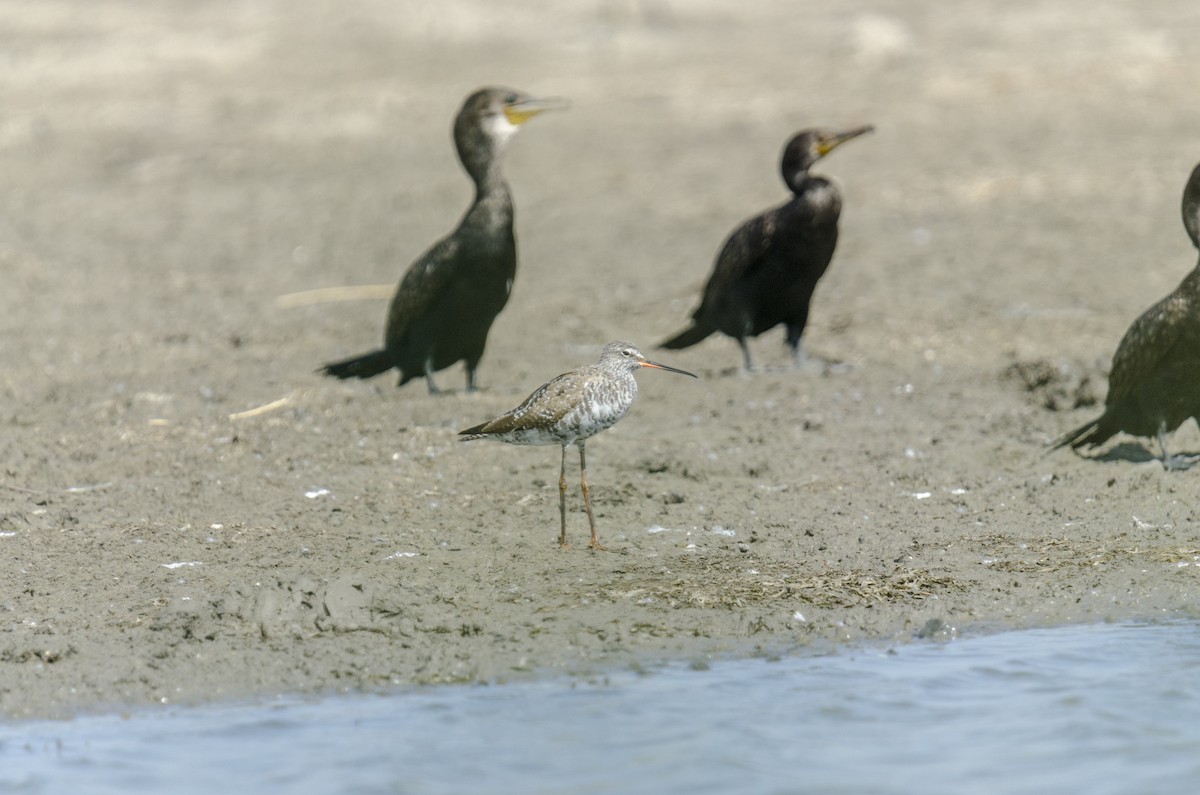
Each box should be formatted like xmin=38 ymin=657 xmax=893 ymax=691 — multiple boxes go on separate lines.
xmin=659 ymin=126 xmax=873 ymax=371
xmin=321 ymin=86 xmax=565 ymax=393
xmin=1050 ymin=162 xmax=1200 ymax=469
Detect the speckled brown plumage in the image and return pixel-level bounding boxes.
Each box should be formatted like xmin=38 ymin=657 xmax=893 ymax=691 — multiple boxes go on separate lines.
xmin=321 ymin=87 xmax=565 ymax=394
xmin=1050 ymin=162 xmax=1200 ymax=469
xmin=659 ymin=125 xmax=872 ymax=371
xmin=460 ymin=341 xmax=696 ymax=549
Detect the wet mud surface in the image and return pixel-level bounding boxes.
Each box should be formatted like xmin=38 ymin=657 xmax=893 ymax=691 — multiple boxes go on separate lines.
xmin=3 ymin=1 xmax=1200 ymax=717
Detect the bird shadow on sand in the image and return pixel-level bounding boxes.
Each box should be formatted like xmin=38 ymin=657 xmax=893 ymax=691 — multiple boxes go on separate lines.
xmin=1090 ymin=443 xmax=1200 ymax=471
xmin=714 ymin=357 xmax=854 ymax=379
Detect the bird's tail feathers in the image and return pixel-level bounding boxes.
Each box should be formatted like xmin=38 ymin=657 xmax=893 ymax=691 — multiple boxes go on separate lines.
xmin=320 ymin=349 xmax=394 ymax=380
xmin=659 ymin=322 xmax=714 ymax=350
xmin=1046 ymin=417 xmax=1103 ymax=454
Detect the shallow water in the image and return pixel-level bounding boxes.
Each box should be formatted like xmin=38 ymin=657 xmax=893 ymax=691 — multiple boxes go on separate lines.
xmin=3 ymin=619 xmax=1198 ymax=795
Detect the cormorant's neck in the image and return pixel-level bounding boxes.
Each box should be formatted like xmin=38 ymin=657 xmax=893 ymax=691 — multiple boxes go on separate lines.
xmin=458 ymin=138 xmax=505 ymax=191
xmin=457 ymin=131 xmax=513 ymax=231
xmin=457 ymin=112 xmax=519 ymax=196
xmin=783 ymin=166 xmax=811 ymax=196
xmin=467 ymin=154 xmax=511 ymax=230
xmin=474 ymin=160 xmax=510 ymax=203
xmin=1180 ymin=260 xmax=1200 ymax=293
xmin=789 ymin=173 xmax=840 ymax=218
xmin=1183 ymin=180 xmax=1200 ymax=250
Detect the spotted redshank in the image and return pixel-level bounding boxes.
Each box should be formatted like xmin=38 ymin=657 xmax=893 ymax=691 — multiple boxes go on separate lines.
xmin=459 ymin=341 xmax=697 ymax=549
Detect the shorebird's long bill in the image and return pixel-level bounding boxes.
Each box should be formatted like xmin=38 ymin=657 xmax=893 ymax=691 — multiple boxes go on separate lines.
xmin=818 ymin=125 xmax=874 ymax=157
xmin=505 ymin=96 xmax=570 ymax=125
xmin=640 ymin=360 xmax=698 ymax=378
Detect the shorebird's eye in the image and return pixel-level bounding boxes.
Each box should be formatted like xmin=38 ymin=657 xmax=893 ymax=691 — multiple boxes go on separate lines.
xmin=505 ymin=92 xmax=519 ymax=104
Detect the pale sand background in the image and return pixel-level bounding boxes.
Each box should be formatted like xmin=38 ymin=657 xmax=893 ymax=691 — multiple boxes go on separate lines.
xmin=3 ymin=1 xmax=1200 ymax=718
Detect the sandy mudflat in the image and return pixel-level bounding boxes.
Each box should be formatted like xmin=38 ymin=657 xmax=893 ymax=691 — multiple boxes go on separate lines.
xmin=2 ymin=1 xmax=1200 ymax=718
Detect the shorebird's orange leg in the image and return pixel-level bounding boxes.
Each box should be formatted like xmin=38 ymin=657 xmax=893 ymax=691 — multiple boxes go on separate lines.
xmin=558 ymin=445 xmax=570 ymax=548
xmin=578 ymin=442 xmax=606 ymax=550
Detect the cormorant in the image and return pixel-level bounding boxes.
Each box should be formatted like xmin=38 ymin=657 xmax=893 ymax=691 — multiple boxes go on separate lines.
xmin=321 ymin=86 xmax=566 ymax=393
xmin=659 ymin=125 xmax=873 ymax=371
xmin=1050 ymin=162 xmax=1200 ymax=469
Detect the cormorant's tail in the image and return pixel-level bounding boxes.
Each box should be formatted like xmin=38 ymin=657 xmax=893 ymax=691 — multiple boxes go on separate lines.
xmin=1046 ymin=416 xmax=1105 ymax=454
xmin=320 ymin=349 xmax=394 ymax=380
xmin=659 ymin=322 xmax=714 ymax=351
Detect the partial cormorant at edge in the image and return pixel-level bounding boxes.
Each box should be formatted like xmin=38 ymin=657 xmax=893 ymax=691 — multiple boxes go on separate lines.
xmin=659 ymin=125 xmax=873 ymax=371
xmin=321 ymin=86 xmax=566 ymax=393
xmin=1049 ymin=161 xmax=1200 ymax=469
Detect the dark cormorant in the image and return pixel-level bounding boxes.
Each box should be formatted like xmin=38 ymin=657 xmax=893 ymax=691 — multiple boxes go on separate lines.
xmin=659 ymin=125 xmax=873 ymax=371
xmin=321 ymin=86 xmax=565 ymax=393
xmin=1050 ymin=162 xmax=1200 ymax=469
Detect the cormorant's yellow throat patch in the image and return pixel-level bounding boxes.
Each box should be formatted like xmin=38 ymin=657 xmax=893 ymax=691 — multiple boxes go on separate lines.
xmin=504 ymin=106 xmax=542 ymax=126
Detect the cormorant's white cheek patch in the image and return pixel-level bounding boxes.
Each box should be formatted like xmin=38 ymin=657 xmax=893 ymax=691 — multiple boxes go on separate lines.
xmin=484 ymin=113 xmax=518 ymax=144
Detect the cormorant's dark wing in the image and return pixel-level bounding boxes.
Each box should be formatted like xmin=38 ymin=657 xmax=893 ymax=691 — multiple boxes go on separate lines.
xmin=1105 ymin=291 xmax=1190 ymax=405
xmin=384 ymin=235 xmax=467 ymax=341
xmin=693 ymin=212 xmax=778 ymax=319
